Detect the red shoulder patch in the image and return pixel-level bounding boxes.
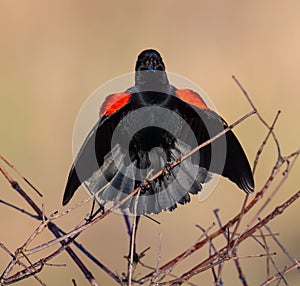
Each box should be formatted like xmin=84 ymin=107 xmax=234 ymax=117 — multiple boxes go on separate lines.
xmin=175 ymin=89 xmax=209 ymax=110
xmin=100 ymin=92 xmax=131 ymax=117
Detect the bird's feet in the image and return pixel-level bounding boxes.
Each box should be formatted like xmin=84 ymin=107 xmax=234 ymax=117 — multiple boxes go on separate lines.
xmin=162 ymin=161 xmax=174 ymax=179
xmin=138 ymin=179 xmax=154 ymax=194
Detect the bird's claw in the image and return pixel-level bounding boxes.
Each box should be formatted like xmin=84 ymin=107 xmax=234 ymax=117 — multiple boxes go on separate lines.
xmin=138 ymin=179 xmax=153 ymax=193
xmin=162 ymin=161 xmax=173 ymax=179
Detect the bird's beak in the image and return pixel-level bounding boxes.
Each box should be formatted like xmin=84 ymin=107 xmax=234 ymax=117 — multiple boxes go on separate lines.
xmin=147 ymin=58 xmax=157 ymax=71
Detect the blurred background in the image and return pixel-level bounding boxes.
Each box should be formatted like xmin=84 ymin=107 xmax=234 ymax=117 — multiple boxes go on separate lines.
xmin=0 ymin=1 xmax=299 ymax=285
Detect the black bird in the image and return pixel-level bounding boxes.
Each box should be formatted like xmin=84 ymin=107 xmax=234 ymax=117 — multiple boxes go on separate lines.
xmin=63 ymin=49 xmax=254 ymax=215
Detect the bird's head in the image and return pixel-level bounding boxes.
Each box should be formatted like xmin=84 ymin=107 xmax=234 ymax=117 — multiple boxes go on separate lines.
xmin=135 ymin=49 xmax=169 ymax=89
xmin=135 ymin=49 xmax=165 ymax=72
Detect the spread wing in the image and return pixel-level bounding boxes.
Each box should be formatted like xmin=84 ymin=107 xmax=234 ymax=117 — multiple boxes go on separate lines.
xmin=62 ymin=93 xmax=134 ymax=205
xmin=174 ymin=89 xmax=254 ymax=193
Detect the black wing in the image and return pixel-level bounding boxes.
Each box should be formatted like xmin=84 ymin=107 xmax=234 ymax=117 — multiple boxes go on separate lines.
xmin=62 ymin=97 xmax=134 ymax=206
xmin=168 ymin=95 xmax=254 ymax=194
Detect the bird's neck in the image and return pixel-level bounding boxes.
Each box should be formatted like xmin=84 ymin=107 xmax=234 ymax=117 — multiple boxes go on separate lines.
xmin=135 ymin=71 xmax=170 ymax=92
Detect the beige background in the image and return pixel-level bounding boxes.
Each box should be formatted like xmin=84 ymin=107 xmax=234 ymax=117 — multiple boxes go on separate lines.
xmin=0 ymin=1 xmax=299 ymax=285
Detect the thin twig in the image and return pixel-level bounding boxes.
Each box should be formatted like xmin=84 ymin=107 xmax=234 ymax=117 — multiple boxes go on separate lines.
xmin=260 ymin=260 xmax=300 ymax=286
xmin=197 ymin=223 xmax=220 ymax=285
xmin=255 ymin=226 xmax=288 ymax=285
xmin=0 ymin=199 xmax=39 ymax=219
xmin=247 ymin=150 xmax=299 ymax=229
xmin=263 ymin=224 xmax=295 ymax=264
xmin=257 ymin=227 xmax=271 ymax=278
xmin=128 ymin=189 xmax=141 ymax=285
xmin=252 ymin=111 xmax=281 ymax=174
xmin=232 ymin=75 xmax=282 ymax=160
xmin=232 ymin=247 xmax=248 ymax=286
xmin=0 ymin=155 xmax=42 ymax=197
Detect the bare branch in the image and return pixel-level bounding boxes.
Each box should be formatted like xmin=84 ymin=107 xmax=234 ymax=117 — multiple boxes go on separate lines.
xmin=260 ymin=261 xmax=300 ymax=286
xmin=158 ymin=190 xmax=300 ymax=285
xmin=1 ymin=78 xmax=299 ymax=285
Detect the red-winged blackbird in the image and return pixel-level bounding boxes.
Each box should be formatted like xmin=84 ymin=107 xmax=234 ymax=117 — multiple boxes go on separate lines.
xmin=62 ymin=49 xmax=254 ymax=215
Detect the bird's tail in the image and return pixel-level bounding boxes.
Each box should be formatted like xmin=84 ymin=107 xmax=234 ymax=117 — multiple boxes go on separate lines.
xmin=87 ymin=142 xmax=211 ymax=215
